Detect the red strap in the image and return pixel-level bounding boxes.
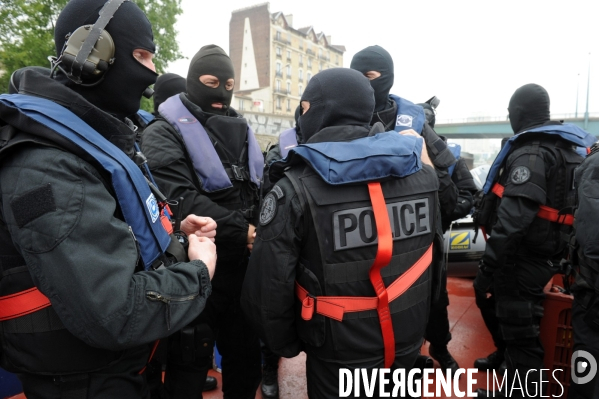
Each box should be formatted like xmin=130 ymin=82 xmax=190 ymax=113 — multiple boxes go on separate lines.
xmin=295 ymin=244 xmax=432 ymax=320
xmin=138 ymin=339 xmax=161 ymax=375
xmin=0 ymin=287 xmax=52 ymax=321
xmin=367 ymin=182 xmax=395 ymax=368
xmin=160 ymin=203 xmax=174 ymax=234
xmin=491 ymin=183 xmax=572 ymax=226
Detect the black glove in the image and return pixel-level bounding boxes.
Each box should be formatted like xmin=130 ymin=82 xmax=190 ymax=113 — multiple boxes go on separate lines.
xmin=473 ymin=260 xmax=495 ymax=294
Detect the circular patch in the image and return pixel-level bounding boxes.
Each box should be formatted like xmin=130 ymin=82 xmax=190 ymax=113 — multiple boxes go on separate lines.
xmin=259 ymin=193 xmax=278 ymax=226
xmin=510 ymin=166 xmax=531 ymax=185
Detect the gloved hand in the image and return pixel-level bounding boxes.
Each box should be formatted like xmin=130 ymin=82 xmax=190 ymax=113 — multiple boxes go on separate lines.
xmin=473 ymin=260 xmax=495 ymax=294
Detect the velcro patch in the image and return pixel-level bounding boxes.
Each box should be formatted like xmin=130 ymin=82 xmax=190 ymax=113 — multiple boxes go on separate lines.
xmin=10 ymin=183 xmax=57 ymax=228
xmin=272 ymin=185 xmax=285 ymax=200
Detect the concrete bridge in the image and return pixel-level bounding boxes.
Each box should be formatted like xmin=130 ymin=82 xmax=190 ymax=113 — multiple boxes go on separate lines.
xmin=435 ymin=114 xmax=599 ymax=138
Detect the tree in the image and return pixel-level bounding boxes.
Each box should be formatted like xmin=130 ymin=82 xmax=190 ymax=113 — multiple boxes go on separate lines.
xmin=0 ymin=0 xmax=183 ymax=111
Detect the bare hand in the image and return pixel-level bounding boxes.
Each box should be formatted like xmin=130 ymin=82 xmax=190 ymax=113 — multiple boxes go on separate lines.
xmin=180 ymin=215 xmax=217 ymax=242
xmin=188 ymin=234 xmax=217 ymax=279
xmin=247 ymin=224 xmax=256 ymax=252
xmin=399 ymin=130 xmax=433 ymax=167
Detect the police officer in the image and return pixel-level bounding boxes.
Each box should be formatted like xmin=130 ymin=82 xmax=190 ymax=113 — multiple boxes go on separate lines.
xmin=140 ymin=44 xmax=262 ymax=398
xmin=416 ymin=99 xmax=477 ymax=374
xmin=351 ymin=45 xmax=462 ymax=373
xmin=153 ymin=73 xmax=186 ymax=116
xmin=242 ymin=68 xmax=441 ymax=399
xmin=472 ymin=84 xmax=594 ymax=397
xmin=569 ymin=144 xmax=599 ymax=399
xmin=0 ymin=0 xmax=217 ymax=398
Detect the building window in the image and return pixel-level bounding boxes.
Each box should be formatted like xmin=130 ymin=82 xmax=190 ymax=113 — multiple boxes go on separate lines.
xmin=287 ymin=99 xmax=291 ymax=112
xmin=238 ymin=99 xmax=244 ymax=111
xmin=276 ymin=80 xmax=281 ymax=92
xmin=307 ymin=72 xmax=312 ymax=82
xmin=318 ymin=48 xmax=322 ymax=59
xmin=286 ymin=64 xmax=291 ymax=78
xmin=276 ymin=97 xmax=281 ymax=110
xmin=319 ymin=62 xmax=323 ymax=72
xmin=286 ymin=81 xmax=291 ymax=94
xmin=336 ymin=54 xmax=339 ymax=65
xmin=287 ymin=33 xmax=292 ymax=44
xmin=299 ymin=84 xmax=303 ymax=96
xmin=299 ymin=69 xmax=303 ymax=82
xmin=275 ymin=31 xmax=281 ymax=41
xmin=307 ymin=58 xmax=312 ymax=69
xmin=299 ymin=54 xmax=303 ymax=66
xmin=276 ymin=46 xmax=281 ymax=58
xmin=286 ymin=50 xmax=291 ymax=61
xmin=276 ymin=62 xmax=282 ymax=77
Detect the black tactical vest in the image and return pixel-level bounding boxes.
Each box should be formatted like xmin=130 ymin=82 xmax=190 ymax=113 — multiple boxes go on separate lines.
xmin=286 ymin=163 xmax=439 ymax=364
xmin=476 ymin=137 xmax=582 ymax=259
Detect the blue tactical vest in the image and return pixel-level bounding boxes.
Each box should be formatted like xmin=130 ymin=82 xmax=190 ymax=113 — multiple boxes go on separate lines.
xmin=447 ymin=142 xmax=461 ymax=176
xmin=158 ymin=95 xmax=263 ymax=192
xmin=390 ymin=94 xmax=426 ymax=134
xmin=279 ymin=128 xmax=298 ymax=158
xmin=483 ymin=123 xmax=596 ymax=194
xmin=0 ymin=94 xmax=171 ymax=269
xmin=283 ymin=131 xmax=423 ymax=185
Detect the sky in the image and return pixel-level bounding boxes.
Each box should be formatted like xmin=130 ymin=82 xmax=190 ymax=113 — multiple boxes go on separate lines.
xmin=167 ymin=0 xmax=599 ymax=122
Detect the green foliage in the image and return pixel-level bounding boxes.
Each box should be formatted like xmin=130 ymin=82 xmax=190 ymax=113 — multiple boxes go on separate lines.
xmin=0 ymin=0 xmax=183 ymax=97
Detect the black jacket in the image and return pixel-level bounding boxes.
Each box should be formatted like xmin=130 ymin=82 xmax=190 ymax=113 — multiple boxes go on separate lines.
xmin=141 ymin=95 xmax=262 ymax=291
xmin=0 ymin=70 xmax=211 ymax=395
xmin=241 ymin=125 xmax=441 ymax=362
xmin=482 ymin=134 xmax=582 ymax=269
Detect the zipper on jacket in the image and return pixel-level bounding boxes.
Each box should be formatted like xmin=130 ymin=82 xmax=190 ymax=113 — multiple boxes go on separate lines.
xmin=146 ymin=291 xmax=200 ymax=330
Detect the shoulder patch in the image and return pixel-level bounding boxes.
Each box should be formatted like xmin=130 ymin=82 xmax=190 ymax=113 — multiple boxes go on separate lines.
xmin=272 ymin=185 xmax=285 ymax=200
xmin=260 ymin=192 xmax=278 ymax=226
xmin=510 ymin=166 xmax=531 ymax=185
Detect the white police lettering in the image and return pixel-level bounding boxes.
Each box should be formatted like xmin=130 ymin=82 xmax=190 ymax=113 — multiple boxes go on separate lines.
xmin=146 ymin=193 xmax=159 ymax=223
xmin=332 ymin=198 xmax=430 ymax=251
xmin=396 ymin=114 xmax=413 ymax=127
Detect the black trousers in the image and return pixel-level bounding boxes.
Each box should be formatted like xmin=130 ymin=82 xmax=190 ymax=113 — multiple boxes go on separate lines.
xmin=425 ymin=266 xmax=451 ymax=348
xmin=569 ymin=298 xmax=599 ymax=399
xmin=476 ymin=257 xmax=556 ymax=398
xmin=163 ymin=287 xmax=261 ymax=399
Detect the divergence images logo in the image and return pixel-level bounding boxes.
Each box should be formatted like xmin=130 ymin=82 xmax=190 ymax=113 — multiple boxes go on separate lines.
xmin=146 ymin=194 xmax=160 ymax=223
xmin=571 ymin=350 xmax=598 ymax=385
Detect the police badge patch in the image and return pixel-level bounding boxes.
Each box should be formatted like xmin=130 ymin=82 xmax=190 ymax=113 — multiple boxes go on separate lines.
xmin=510 ymin=166 xmax=531 ymax=184
xmin=260 ymin=192 xmax=277 ymax=226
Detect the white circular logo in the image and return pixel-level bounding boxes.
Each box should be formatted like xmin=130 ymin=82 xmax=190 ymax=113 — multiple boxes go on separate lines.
xmin=571 ymin=350 xmax=598 ymax=385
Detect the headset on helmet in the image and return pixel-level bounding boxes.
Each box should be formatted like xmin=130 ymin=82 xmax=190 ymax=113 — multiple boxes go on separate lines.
xmin=50 ymin=0 xmax=126 ymax=86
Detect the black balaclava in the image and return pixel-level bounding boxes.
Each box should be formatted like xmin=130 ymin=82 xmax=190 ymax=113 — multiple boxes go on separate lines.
xmin=417 ymin=103 xmax=436 ymax=128
xmin=186 ymin=45 xmax=234 ymax=116
xmin=299 ymin=68 xmax=374 ymax=142
xmin=154 ymin=73 xmax=186 ymax=113
xmin=508 ymin=83 xmax=550 ymax=134
xmin=350 ymin=45 xmax=394 ymax=112
xmin=54 ymin=0 xmax=158 ymax=119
